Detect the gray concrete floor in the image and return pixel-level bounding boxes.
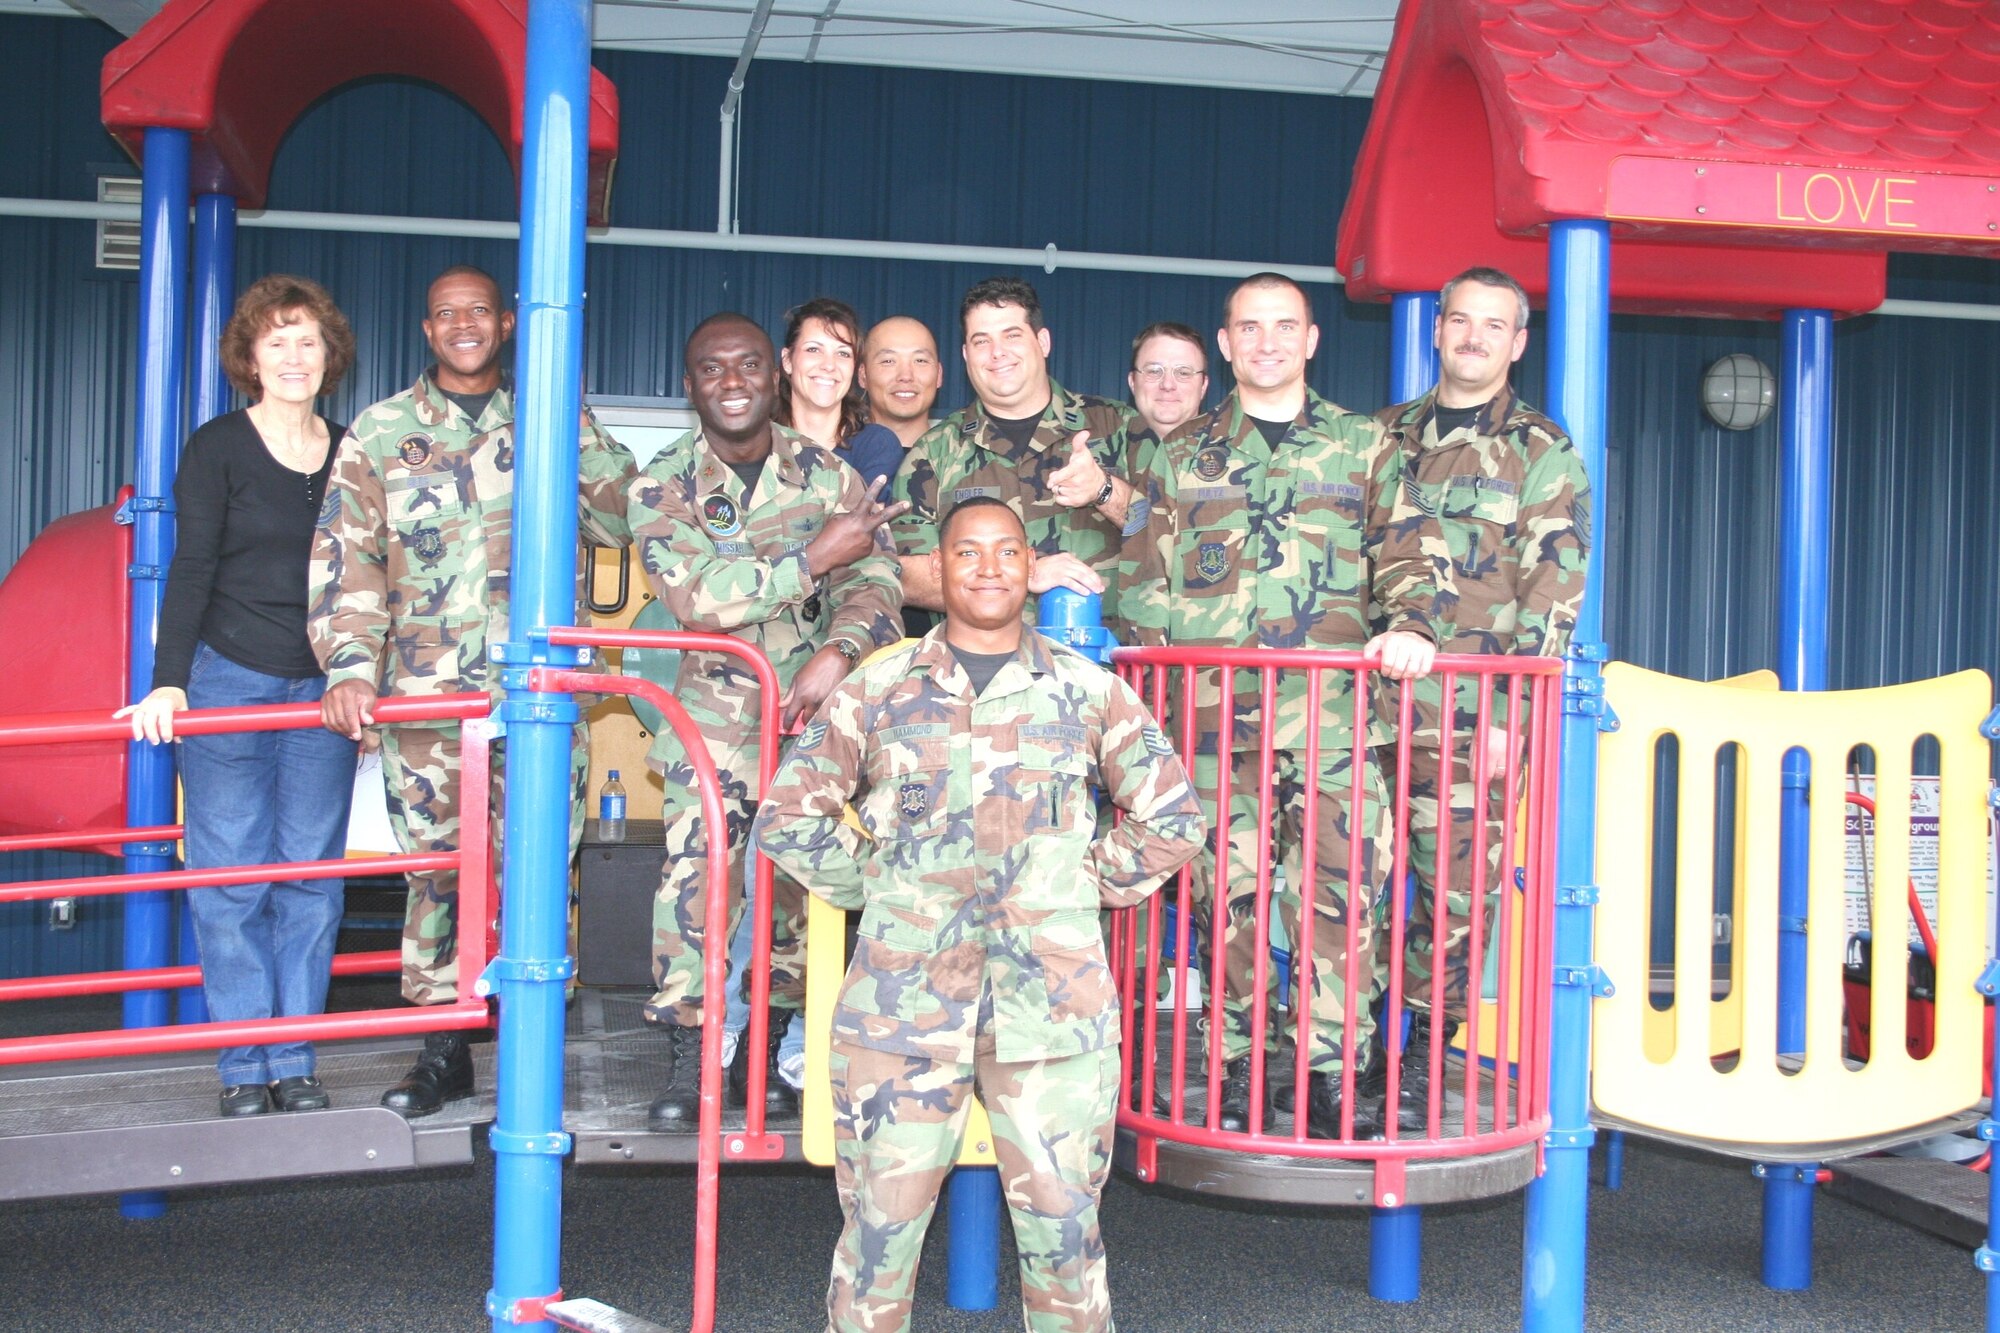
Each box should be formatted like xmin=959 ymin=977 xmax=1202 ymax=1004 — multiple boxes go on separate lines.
xmin=0 ymin=984 xmax=1987 ymax=1331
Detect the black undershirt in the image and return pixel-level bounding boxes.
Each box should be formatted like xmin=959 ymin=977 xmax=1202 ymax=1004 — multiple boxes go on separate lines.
xmin=443 ymin=388 xmax=497 ymax=423
xmin=1433 ymin=400 xmax=1488 ymax=438
xmin=949 ymin=646 xmax=1016 ymax=697
xmin=988 ymin=411 xmax=1043 ymax=452
xmin=1249 ymin=415 xmax=1291 ymax=448
xmin=727 ymin=459 xmax=766 ymax=503
xmin=152 ymin=410 xmax=346 ymax=691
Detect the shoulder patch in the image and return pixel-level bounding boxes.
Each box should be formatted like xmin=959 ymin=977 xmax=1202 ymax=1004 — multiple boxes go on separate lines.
xmin=317 ymin=486 xmax=342 ymax=527
xmin=797 ymin=720 xmax=827 ymax=752
xmin=1143 ymin=723 xmax=1176 ymax=757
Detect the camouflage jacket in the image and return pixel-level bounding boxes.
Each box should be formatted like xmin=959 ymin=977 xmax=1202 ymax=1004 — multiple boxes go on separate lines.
xmin=308 ymin=370 xmax=635 ymax=700
xmin=1376 ymin=384 xmax=1591 ymax=749
xmin=752 ymin=628 xmax=1205 ymax=1063
xmin=1119 ymin=388 xmax=1449 ymax=757
xmin=628 ymin=423 xmax=903 ymax=780
xmin=891 ymin=378 xmax=1137 ymax=628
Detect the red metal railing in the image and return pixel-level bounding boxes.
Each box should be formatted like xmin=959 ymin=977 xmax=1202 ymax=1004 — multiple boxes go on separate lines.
xmin=547 ymin=625 xmax=787 ymax=1158
xmin=540 ymin=625 xmax=785 ymax=1333
xmin=1109 ymin=646 xmax=1564 ymax=1207
xmin=0 ymin=693 xmax=496 ymax=1065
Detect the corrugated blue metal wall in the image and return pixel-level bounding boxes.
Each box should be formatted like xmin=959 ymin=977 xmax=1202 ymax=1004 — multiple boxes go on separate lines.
xmin=1 ymin=14 xmax=1995 ymax=972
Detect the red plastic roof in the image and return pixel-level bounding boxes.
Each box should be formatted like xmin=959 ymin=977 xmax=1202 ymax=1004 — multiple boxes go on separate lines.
xmin=1340 ymin=0 xmax=2000 ymax=318
xmin=101 ymin=0 xmax=620 ymax=227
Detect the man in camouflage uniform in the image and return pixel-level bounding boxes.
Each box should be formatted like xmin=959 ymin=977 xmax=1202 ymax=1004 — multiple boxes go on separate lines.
xmin=1366 ymin=266 xmax=1591 ymax=1131
xmin=891 ymin=277 xmax=1139 ymax=631
xmin=631 ymin=313 xmax=903 ymax=1129
xmin=310 ymin=265 xmax=635 ymax=1115
xmin=755 ymin=496 xmax=1204 ymax=1333
xmin=1120 ymin=272 xmax=1447 ymax=1139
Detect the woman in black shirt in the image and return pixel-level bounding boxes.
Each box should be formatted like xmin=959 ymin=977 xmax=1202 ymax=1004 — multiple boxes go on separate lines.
xmin=116 ymin=275 xmax=360 ymax=1118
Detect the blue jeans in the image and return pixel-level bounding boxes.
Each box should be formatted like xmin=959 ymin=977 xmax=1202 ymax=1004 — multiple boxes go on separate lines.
xmin=180 ymin=644 xmax=358 ymax=1086
xmin=725 ymin=867 xmax=806 ymax=1067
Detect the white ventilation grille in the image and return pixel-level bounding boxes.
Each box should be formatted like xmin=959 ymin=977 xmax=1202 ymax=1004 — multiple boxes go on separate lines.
xmin=95 ymin=176 xmax=141 ymax=271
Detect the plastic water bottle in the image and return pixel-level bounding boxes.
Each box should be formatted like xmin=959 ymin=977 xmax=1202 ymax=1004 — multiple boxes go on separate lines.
xmin=598 ymin=770 xmax=627 ymax=843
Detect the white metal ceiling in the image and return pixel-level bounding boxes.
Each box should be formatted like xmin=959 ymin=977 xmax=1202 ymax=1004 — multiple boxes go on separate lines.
xmin=27 ymin=0 xmax=1395 ymax=98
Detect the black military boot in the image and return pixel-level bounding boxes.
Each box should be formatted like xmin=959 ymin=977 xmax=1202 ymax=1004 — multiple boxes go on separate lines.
xmin=1299 ymin=1069 xmax=1383 ymax=1141
xmin=648 ymin=1024 xmax=705 ymax=1129
xmin=728 ymin=1008 xmax=800 ymax=1117
xmin=1388 ymin=1013 xmax=1459 ymax=1135
xmin=380 ymin=1031 xmax=474 ymax=1118
xmin=1215 ymin=1056 xmax=1257 ymax=1133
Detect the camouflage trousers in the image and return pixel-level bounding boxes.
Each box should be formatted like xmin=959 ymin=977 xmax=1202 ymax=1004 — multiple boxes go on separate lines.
xmin=379 ymin=722 xmax=587 ymax=1005
xmin=1189 ymin=748 xmax=1390 ymax=1073
xmin=1376 ymin=746 xmax=1512 ymax=1022
xmin=827 ymin=1033 xmax=1121 ymax=1333
xmin=645 ymin=766 xmax=806 ymax=1026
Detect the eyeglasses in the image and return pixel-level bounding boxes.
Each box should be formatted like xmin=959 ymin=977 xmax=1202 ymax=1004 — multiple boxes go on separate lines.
xmin=1135 ymin=363 xmax=1205 ymax=385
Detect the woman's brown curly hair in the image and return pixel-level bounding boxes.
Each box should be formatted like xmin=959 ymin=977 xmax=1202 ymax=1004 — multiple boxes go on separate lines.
xmin=218 ymin=274 xmax=356 ymax=401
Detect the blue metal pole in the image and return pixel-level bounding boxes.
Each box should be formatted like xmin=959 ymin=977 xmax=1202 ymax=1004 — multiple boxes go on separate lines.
xmin=946 ymin=1165 xmax=1002 ymax=1310
xmin=1371 ymin=1205 xmax=1423 ymax=1303
xmin=486 ymin=4 xmax=589 ymax=1330
xmin=121 ymin=126 xmax=192 ymax=1223
xmin=1371 ymin=288 xmax=1439 ymax=1301
xmin=174 ymin=191 xmax=237 ymax=1027
xmin=1984 ymin=887 xmax=2000 ymax=1332
xmin=1521 ymin=220 xmax=1609 ymax=1333
xmin=1604 ymin=1128 xmax=1626 ymax=1192
xmin=1390 ymin=289 xmax=1439 ymax=403
xmin=1762 ymin=307 xmax=1832 ymax=1291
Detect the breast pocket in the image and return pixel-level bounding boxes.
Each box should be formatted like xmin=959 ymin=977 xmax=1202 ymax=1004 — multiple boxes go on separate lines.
xmin=386 ymin=477 xmax=469 ymax=608
xmin=1292 ymin=506 xmax=1366 ymax=623
xmin=1180 ymin=527 xmax=1244 ymax=595
xmin=1013 ymin=738 xmax=1094 ymax=840
xmin=1440 ymin=478 xmax=1519 ymax=577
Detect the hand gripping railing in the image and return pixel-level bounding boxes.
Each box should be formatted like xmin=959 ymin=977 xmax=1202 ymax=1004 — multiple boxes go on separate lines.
xmin=1109 ymin=645 xmax=1564 ymax=1208
xmin=0 ymin=694 xmax=496 ymax=1064
xmin=536 ymin=626 xmax=782 ymax=1333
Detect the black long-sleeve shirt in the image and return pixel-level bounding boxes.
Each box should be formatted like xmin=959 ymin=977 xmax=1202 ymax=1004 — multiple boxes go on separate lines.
xmin=152 ymin=409 xmax=346 ymax=691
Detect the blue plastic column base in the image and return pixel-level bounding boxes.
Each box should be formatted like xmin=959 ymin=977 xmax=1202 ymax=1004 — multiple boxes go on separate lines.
xmin=1370 ymin=1206 xmax=1422 ymax=1302
xmin=1604 ymin=1129 xmax=1626 ymax=1192
xmin=946 ymin=1165 xmax=1002 ymax=1310
xmin=1761 ymin=1171 xmax=1815 ymax=1290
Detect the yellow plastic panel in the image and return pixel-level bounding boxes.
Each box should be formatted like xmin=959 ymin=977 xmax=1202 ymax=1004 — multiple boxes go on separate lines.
xmin=1592 ymin=663 xmax=1991 ymax=1149
xmin=1638 ymin=669 xmax=1775 ymax=1064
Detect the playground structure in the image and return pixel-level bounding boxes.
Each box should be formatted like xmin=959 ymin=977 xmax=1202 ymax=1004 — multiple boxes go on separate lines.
xmin=0 ymin=1 xmax=1994 ymax=1331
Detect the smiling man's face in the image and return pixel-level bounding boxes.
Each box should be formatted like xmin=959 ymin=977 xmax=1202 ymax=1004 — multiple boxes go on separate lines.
xmin=684 ymin=318 xmax=779 ymax=453
xmin=423 ymin=272 xmax=514 ymax=394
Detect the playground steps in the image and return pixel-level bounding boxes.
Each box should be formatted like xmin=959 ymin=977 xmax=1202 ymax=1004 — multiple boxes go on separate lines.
xmin=565 ymin=987 xmax=805 ymax=1166
xmin=1827 ymin=1155 xmax=1989 ymax=1249
xmin=0 ymin=1038 xmax=487 ymax=1202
